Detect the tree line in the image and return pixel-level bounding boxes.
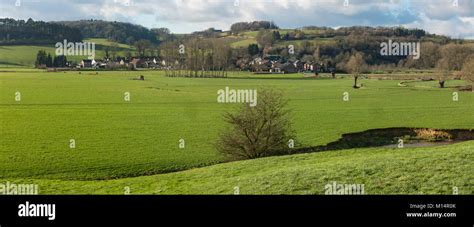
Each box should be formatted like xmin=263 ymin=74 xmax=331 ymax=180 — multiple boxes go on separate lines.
xmin=35 ymin=50 xmax=68 ymax=68
xmin=0 ymin=18 xmax=82 ymax=45
xmin=345 ymin=43 xmax=474 ymax=89
xmin=230 ymin=21 xmax=279 ymax=34
xmin=244 ymin=26 xmax=464 ymax=71
xmin=160 ymin=38 xmax=231 ymax=78
xmin=55 ymin=20 xmax=160 ymax=45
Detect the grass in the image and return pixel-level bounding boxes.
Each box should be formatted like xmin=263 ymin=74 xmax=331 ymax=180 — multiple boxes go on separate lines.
xmin=84 ymin=38 xmax=133 ymax=49
xmin=0 ymin=70 xmax=473 ymax=194
xmin=231 ymin=29 xmax=337 ymax=48
xmin=0 ymin=45 xmax=58 ymax=67
xmin=230 ymin=38 xmax=257 ymax=48
xmin=276 ymin=39 xmax=337 ymax=48
xmin=0 ymin=39 xmax=134 ymax=67
xmin=4 ymin=141 xmax=473 ymax=194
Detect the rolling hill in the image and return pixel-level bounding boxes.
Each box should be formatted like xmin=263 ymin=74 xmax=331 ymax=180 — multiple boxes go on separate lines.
xmin=0 ymin=38 xmax=134 ymax=67
xmin=4 ymin=141 xmax=473 ymax=194
xmin=0 ymin=70 xmax=473 ymax=195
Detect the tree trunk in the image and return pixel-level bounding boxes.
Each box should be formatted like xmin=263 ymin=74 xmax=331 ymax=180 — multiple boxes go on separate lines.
xmin=353 ymin=76 xmax=359 ymax=88
xmin=439 ymin=80 xmax=445 ymax=88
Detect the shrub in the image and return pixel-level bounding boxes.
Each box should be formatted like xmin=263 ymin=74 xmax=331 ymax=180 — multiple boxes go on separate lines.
xmin=216 ymin=89 xmax=296 ymax=160
xmin=414 ymin=129 xmax=452 ymax=142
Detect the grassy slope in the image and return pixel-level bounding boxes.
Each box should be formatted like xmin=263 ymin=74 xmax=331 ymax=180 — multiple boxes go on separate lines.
xmin=0 ymin=38 xmax=134 ymax=67
xmin=223 ymin=28 xmax=474 ymax=49
xmin=227 ymin=29 xmax=338 ymax=48
xmin=5 ymin=141 xmax=473 ymax=194
xmin=0 ymin=45 xmax=57 ymax=67
xmin=85 ymin=38 xmax=133 ymax=49
xmin=0 ymin=71 xmax=473 ymax=182
xmin=230 ymin=38 xmax=257 ymax=48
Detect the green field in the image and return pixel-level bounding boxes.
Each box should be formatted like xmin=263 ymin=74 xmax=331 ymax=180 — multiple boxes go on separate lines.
xmin=0 ymin=39 xmax=134 ymax=67
xmin=0 ymin=70 xmax=473 ymax=194
xmin=4 ymin=142 xmax=473 ymax=194
xmin=230 ymin=38 xmax=258 ymax=48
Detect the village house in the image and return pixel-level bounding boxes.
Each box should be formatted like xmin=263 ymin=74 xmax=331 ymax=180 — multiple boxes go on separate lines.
xmin=115 ymin=57 xmax=129 ymax=66
xmin=249 ymin=54 xmax=302 ymax=74
xmin=271 ymin=62 xmax=284 ymax=73
xmin=253 ymin=61 xmax=272 ymax=72
xmin=280 ymin=62 xmax=297 ymax=74
xmin=80 ymin=59 xmax=93 ymax=68
xmin=293 ymin=60 xmax=305 ymax=72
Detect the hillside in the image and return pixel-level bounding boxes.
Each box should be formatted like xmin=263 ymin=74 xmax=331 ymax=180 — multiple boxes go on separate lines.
xmin=55 ymin=20 xmax=159 ymax=44
xmin=0 ymin=38 xmax=134 ymax=67
xmin=1 ymin=70 xmax=473 ymax=181
xmin=3 ymin=18 xmax=473 ymax=69
xmin=5 ymin=141 xmax=473 ymax=194
xmin=198 ymin=25 xmax=474 ymax=69
xmin=0 ymin=18 xmax=82 ymax=45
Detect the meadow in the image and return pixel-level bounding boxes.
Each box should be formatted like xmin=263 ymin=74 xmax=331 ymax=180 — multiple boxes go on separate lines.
xmin=0 ymin=39 xmax=134 ymax=67
xmin=0 ymin=70 xmax=473 ymax=194
xmin=6 ymin=142 xmax=474 ymax=194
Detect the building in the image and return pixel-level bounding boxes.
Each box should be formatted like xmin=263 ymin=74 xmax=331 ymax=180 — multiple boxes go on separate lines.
xmin=80 ymin=59 xmax=92 ymax=68
xmin=280 ymin=62 xmax=297 ymax=74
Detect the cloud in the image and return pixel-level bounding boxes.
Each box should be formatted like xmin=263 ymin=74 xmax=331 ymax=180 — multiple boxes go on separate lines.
xmin=0 ymin=0 xmax=472 ymax=38
xmin=406 ymin=13 xmax=474 ymax=39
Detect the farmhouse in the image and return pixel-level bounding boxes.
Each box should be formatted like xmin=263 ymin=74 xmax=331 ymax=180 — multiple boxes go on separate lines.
xmin=303 ymin=62 xmax=314 ymax=72
xmin=293 ymin=60 xmax=305 ymax=71
xmin=80 ymin=59 xmax=92 ymax=68
xmin=253 ymin=61 xmax=272 ymax=72
xmin=271 ymin=62 xmax=283 ymax=73
xmin=280 ymin=62 xmax=297 ymax=73
xmin=129 ymin=58 xmax=155 ymax=69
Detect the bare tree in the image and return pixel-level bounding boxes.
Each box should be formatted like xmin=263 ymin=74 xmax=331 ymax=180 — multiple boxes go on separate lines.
xmin=110 ymin=43 xmax=119 ymax=60
xmin=405 ymin=42 xmax=440 ymax=69
xmin=103 ymin=45 xmax=111 ymax=59
xmin=134 ymin=39 xmax=151 ymax=57
xmin=439 ymin=44 xmax=472 ymax=70
xmin=346 ymin=52 xmax=367 ymax=88
xmin=213 ymin=39 xmax=231 ymax=77
xmin=436 ymin=44 xmax=474 ymax=88
xmin=216 ymin=89 xmax=296 ymax=160
xmin=170 ymin=38 xmax=231 ymax=78
xmin=436 ymin=58 xmax=450 ymax=88
xmin=462 ymin=56 xmax=474 ymax=91
xmin=160 ymin=40 xmax=180 ymax=76
xmin=256 ymin=30 xmax=276 ymax=47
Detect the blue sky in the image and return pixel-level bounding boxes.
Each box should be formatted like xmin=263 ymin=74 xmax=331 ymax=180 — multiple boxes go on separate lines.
xmin=0 ymin=0 xmax=473 ymax=38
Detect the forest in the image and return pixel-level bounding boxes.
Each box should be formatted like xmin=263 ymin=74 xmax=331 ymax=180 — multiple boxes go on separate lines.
xmin=0 ymin=18 xmax=82 ymax=45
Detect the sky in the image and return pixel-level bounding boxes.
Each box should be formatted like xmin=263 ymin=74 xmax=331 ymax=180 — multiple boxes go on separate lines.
xmin=0 ymin=0 xmax=473 ymax=38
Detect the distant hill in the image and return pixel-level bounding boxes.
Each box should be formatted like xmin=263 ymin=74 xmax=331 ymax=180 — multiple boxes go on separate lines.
xmin=55 ymin=20 xmax=159 ymax=45
xmin=2 ymin=18 xmax=473 ymax=69
xmin=0 ymin=38 xmax=134 ymax=67
xmin=193 ymin=25 xmax=462 ymax=67
xmin=230 ymin=21 xmax=279 ymax=34
xmin=0 ymin=18 xmax=82 ymax=45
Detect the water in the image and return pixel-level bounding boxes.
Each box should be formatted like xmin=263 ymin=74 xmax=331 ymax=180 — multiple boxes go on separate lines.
xmin=382 ymin=141 xmax=459 ymax=148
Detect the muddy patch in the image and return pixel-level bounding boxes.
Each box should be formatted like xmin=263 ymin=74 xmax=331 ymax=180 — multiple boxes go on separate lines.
xmin=146 ymin=86 xmax=181 ymax=92
xmin=296 ymin=128 xmax=474 ymax=153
